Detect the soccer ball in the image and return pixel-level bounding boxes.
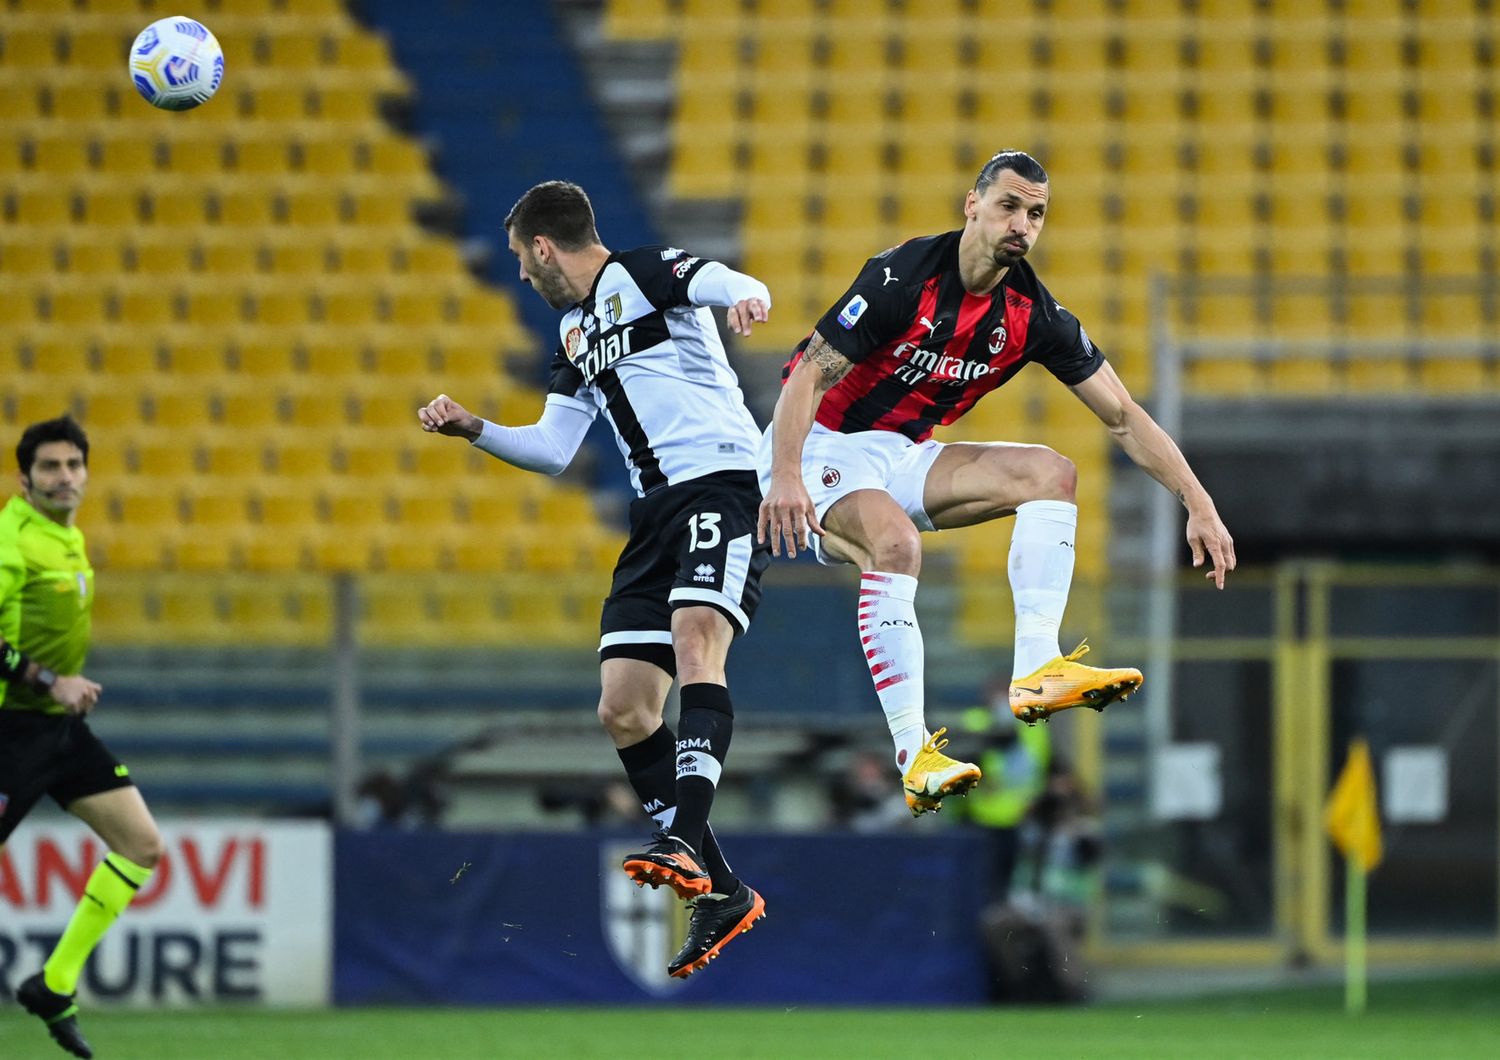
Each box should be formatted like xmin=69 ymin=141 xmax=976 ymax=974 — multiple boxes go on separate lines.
xmin=128 ymin=17 xmax=225 ymax=110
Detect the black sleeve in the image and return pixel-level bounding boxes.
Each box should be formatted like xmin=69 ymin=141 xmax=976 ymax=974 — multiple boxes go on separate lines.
xmin=1026 ymin=298 xmax=1106 ymax=385
xmin=811 ymin=255 xmax=915 ymax=365
xmin=547 ymin=345 xmax=587 ymax=399
xmin=619 ymin=246 xmax=713 ymax=311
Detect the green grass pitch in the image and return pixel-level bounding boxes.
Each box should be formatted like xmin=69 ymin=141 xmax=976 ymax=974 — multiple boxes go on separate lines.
xmin=8 ymin=971 xmax=1496 ymax=1060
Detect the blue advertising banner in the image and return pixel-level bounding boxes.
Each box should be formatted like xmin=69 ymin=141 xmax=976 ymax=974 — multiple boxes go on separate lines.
xmin=335 ymin=831 xmax=991 ymax=1005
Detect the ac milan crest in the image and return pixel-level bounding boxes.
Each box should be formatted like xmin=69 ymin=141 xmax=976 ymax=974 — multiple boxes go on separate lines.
xmin=988 ymin=324 xmax=1008 ymax=355
xmin=821 ymin=466 xmax=841 ymax=488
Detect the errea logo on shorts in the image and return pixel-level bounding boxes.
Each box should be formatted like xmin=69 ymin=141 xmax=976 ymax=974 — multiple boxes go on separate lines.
xmin=693 ymin=563 xmax=717 ymax=582
xmin=838 ymin=295 xmax=868 ymax=329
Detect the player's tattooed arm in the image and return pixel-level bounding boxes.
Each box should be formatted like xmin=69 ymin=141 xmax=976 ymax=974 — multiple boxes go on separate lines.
xmin=805 ymin=331 xmax=854 ymax=391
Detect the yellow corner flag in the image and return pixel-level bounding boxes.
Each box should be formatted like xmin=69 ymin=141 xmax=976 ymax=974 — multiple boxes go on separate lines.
xmin=1325 ymin=739 xmax=1383 ymax=872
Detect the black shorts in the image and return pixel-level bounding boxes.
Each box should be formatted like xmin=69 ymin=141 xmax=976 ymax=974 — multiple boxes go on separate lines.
xmin=0 ymin=710 xmax=134 ymax=843
xmin=599 ymin=470 xmax=772 ymax=676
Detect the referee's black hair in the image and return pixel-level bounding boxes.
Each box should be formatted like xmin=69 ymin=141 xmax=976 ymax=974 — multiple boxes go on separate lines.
xmin=504 ymin=180 xmax=602 ymax=252
xmin=975 ymin=150 xmax=1049 ymax=194
xmin=16 ymin=414 xmax=89 ymax=478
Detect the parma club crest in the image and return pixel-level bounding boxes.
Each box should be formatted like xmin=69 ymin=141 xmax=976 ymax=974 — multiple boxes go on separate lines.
xmin=564 ymin=326 xmax=586 ymax=363
xmin=600 ymin=839 xmax=690 ymax=994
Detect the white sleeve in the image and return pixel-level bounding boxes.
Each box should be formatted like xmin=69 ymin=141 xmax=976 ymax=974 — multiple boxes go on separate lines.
xmin=469 ymin=394 xmax=596 ymax=476
xmin=685 ymin=260 xmax=771 ymax=310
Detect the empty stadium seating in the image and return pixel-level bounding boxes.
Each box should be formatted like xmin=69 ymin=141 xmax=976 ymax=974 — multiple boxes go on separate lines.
xmin=2 ymin=0 xmax=623 ymax=648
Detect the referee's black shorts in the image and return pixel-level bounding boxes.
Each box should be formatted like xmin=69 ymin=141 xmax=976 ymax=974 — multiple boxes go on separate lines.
xmin=599 ymin=469 xmax=772 ymax=677
xmin=0 ymin=710 xmax=134 ymax=843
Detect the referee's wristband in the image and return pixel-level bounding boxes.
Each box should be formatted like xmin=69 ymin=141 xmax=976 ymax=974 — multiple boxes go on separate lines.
xmin=0 ymin=642 xmax=33 ymax=682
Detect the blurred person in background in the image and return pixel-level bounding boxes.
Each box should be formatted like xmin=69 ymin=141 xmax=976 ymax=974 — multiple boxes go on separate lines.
xmin=953 ymin=674 xmax=1051 ymax=907
xmin=419 ymin=181 xmax=772 ymax=979
xmin=758 ymin=149 xmax=1235 ymax=817
xmin=2 ymin=415 xmax=164 ymax=1059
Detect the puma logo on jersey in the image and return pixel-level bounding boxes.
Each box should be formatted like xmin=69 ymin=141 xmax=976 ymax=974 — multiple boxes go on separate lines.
xmin=882 ymin=267 xmax=899 ymax=286
xmin=920 ymin=316 xmax=942 ymax=337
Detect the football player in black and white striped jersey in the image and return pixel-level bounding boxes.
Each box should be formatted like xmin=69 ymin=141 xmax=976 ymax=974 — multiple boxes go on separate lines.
xmin=418 ymin=181 xmax=769 ymax=979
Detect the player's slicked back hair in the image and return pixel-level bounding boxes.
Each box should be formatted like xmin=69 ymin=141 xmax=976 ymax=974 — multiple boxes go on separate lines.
xmin=975 ymin=150 xmax=1049 ymax=194
xmin=504 ymin=180 xmax=602 ymax=252
xmin=16 ymin=414 xmax=89 ymax=477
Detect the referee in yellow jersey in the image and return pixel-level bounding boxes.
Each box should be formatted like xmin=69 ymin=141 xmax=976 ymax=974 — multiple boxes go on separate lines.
xmin=1 ymin=415 xmax=164 ymax=1059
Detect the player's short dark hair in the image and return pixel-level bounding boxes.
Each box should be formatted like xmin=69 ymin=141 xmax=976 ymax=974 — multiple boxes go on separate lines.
xmin=16 ymin=414 xmax=89 ymax=477
xmin=975 ymin=150 xmax=1049 ymax=194
xmin=504 ymin=180 xmax=601 ymax=252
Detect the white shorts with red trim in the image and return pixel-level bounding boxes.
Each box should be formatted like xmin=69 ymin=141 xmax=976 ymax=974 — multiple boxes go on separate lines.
xmin=756 ymin=422 xmax=946 ymax=566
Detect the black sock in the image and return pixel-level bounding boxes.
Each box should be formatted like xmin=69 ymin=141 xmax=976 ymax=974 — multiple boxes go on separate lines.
xmin=668 ymin=683 xmax=734 ymax=866
xmin=617 ymin=722 xmax=737 ymax=893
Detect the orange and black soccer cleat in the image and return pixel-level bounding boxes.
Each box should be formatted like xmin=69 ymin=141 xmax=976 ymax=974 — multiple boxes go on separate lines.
xmin=620 ymin=832 xmax=712 ymax=899
xmin=1009 ymin=639 xmax=1143 ymax=725
xmin=668 ymin=881 xmax=767 ymax=979
xmin=901 ymin=727 xmax=983 ymax=817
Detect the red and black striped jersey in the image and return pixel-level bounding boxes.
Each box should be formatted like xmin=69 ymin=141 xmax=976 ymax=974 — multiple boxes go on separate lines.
xmin=783 ymin=231 xmax=1105 ymax=442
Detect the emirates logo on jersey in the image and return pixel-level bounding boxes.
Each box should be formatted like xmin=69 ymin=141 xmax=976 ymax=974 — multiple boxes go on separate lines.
xmin=989 ymin=324 xmax=1008 ymax=355
xmin=564 ymin=326 xmax=586 ymax=363
xmin=821 ymin=466 xmax=841 ymax=488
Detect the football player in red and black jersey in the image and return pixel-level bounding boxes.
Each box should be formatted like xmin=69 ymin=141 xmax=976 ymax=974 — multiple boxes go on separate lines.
xmin=757 ymin=151 xmax=1234 ymax=816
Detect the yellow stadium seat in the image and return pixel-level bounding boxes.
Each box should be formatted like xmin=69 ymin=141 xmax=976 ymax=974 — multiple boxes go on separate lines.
xmin=250 ymin=86 xmax=308 ymax=122
xmin=51 ymin=83 xmax=119 ymax=121
xmin=132 ymin=240 xmax=193 ymax=275
xmin=79 ymin=191 xmax=138 ymax=227
xmin=317 ymin=88 xmax=378 ymax=123
xmin=14 ymin=190 xmax=74 ymax=225
xmin=51 ymin=289 xmax=111 ymax=326
xmin=323 ymin=291 xmax=382 ymax=326
xmin=151 ymin=192 xmax=213 ymax=227
xmin=263 ymin=34 xmax=325 ymax=70
xmin=286 ymin=190 xmax=341 ymax=226
xmin=219 ymin=191 xmax=275 ymax=227
xmin=150 ymin=391 xmax=208 ymax=429
xmin=2 ymin=29 xmax=58 ymax=66
xmin=202 ymin=242 xmax=260 ymax=274
xmin=270 ymin=243 xmax=327 ymax=275
xmin=116 ymin=291 xmax=177 ymax=327
xmin=96 ymin=342 xmax=157 ymax=376
xmin=2 ymin=238 xmax=55 ymax=274
xmin=348 ymin=192 xmax=409 ymax=226
xmin=233 ymin=344 xmax=295 ymax=376
xmin=1418 ymin=357 xmax=1489 ymax=392
xmin=217 ymin=393 xmax=282 ymax=428
xmin=254 ymin=291 xmax=314 ymax=326
xmin=33 ymin=137 xmax=91 ymax=175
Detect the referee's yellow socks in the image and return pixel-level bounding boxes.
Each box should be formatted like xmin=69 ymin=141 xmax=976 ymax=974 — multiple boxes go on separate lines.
xmin=42 ymin=852 xmax=154 ymax=996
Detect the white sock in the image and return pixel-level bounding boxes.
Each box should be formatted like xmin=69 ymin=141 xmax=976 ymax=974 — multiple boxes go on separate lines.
xmin=858 ymin=571 xmax=929 ymax=772
xmin=1009 ymin=499 xmax=1079 ymax=679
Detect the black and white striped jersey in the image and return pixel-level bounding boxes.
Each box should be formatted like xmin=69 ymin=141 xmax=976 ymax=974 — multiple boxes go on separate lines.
xmin=546 ymin=246 xmax=763 ymax=497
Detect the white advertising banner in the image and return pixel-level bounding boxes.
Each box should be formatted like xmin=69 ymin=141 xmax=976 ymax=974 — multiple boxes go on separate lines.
xmin=0 ymin=819 xmax=330 ymax=1007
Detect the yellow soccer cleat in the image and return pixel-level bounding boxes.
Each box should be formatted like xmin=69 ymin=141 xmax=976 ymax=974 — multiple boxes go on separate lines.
xmin=901 ymin=727 xmax=982 ymax=817
xmin=1009 ymin=639 xmax=1143 ymax=725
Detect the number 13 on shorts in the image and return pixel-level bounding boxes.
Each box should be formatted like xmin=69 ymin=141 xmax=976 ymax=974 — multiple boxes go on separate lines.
xmin=688 ymin=511 xmax=721 ymax=551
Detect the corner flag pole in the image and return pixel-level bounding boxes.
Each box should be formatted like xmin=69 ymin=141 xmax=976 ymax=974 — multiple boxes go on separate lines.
xmin=1345 ymin=856 xmax=1367 ymax=1014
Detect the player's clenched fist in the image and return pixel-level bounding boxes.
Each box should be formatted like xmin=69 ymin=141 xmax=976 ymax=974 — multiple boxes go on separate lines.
xmin=417 ymin=393 xmax=482 ymax=441
xmin=726 ymin=297 xmax=770 ymax=336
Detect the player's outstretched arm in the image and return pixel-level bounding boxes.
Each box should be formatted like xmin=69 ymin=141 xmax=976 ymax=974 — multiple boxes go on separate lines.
xmin=758 ymin=331 xmax=852 ymax=557
xmin=417 ymin=393 xmax=482 ymax=440
xmin=1070 ymin=363 xmax=1237 ymax=589
xmin=417 ymin=392 xmax=595 ymax=476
